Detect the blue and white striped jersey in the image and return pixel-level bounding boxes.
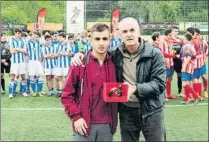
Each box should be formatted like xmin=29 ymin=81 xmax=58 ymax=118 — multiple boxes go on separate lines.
xmin=51 ymin=40 xmax=60 ymax=53
xmin=56 ymin=43 xmax=71 ymax=68
xmin=8 ymin=37 xmax=26 ymax=64
xmin=109 ymin=37 xmax=122 ymax=50
xmin=42 ymin=44 xmax=56 ymax=69
xmin=71 ymin=42 xmax=79 ymax=54
xmin=27 ymin=40 xmax=42 ymax=61
xmin=83 ymin=43 xmax=92 ymax=54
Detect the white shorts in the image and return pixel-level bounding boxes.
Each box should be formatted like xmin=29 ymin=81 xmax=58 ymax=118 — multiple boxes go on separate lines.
xmin=10 ymin=63 xmax=26 ymax=75
xmin=28 ymin=60 xmax=44 ymax=76
xmin=44 ymin=68 xmax=56 ymax=76
xmin=55 ymin=67 xmax=69 ymax=77
xmin=25 ymin=61 xmax=29 ymax=73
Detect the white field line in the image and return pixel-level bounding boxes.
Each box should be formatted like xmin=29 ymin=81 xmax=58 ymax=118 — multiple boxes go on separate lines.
xmin=1 ymin=103 xmax=208 ymax=111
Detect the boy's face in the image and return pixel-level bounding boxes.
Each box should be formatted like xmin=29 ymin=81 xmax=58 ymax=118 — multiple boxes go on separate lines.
xmin=68 ymin=37 xmax=74 ymax=44
xmin=91 ymin=30 xmax=110 ymax=55
xmin=15 ymin=32 xmax=21 ymax=39
xmin=58 ymin=36 xmax=65 ymax=42
xmin=81 ymin=34 xmax=87 ymax=42
xmin=31 ymin=34 xmax=38 ymax=41
xmin=171 ymin=28 xmax=179 ymax=38
xmin=52 ymin=34 xmax=58 ymax=41
xmin=45 ymin=38 xmax=52 ymax=45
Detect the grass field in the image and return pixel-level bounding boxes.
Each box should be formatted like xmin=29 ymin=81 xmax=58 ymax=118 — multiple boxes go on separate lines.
xmin=1 ymin=59 xmax=208 ymax=141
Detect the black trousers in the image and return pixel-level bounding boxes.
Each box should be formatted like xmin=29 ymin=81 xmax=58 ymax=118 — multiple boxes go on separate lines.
xmin=119 ymin=104 xmax=166 ymax=142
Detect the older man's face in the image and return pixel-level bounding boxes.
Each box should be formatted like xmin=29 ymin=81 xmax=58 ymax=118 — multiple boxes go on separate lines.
xmin=119 ymin=22 xmax=140 ymax=47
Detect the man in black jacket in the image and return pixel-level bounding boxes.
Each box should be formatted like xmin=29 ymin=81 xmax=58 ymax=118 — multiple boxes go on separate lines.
xmin=1 ymin=32 xmax=11 ymax=94
xmin=71 ymin=17 xmax=166 ymax=141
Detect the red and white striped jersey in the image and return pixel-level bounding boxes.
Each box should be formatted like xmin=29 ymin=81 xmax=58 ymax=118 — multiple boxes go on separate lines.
xmin=191 ymin=37 xmax=204 ymax=69
xmin=161 ymin=38 xmax=174 ymax=67
xmin=181 ymin=43 xmax=196 ymax=74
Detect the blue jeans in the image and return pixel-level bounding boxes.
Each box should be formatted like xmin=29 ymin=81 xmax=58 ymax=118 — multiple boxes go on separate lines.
xmin=119 ymin=104 xmax=166 ymax=142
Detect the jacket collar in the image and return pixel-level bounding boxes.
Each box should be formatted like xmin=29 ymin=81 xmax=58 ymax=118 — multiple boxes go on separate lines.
xmin=89 ymin=51 xmax=112 ymax=62
xmin=140 ymin=41 xmax=153 ymax=59
xmin=118 ymin=39 xmax=153 ymax=59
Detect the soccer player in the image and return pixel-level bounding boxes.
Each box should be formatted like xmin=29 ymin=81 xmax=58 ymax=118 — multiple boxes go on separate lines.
xmin=61 ymin=23 xmax=117 ymax=141
xmin=170 ymin=26 xmax=184 ymax=97
xmin=1 ymin=32 xmax=11 ymax=94
xmin=51 ymin=32 xmax=60 ymax=96
xmin=54 ymin=33 xmax=72 ymax=97
xmin=21 ymin=32 xmax=30 ymax=93
xmin=10 ymin=32 xmax=28 ymax=96
xmin=152 ymin=32 xmax=161 ymax=49
xmin=200 ymin=35 xmax=208 ymax=98
xmin=193 ymin=28 xmax=208 ymax=98
xmin=180 ymin=32 xmax=199 ymax=104
xmin=68 ymin=33 xmax=78 ymax=55
xmin=77 ymin=30 xmax=92 ymax=53
xmin=51 ymin=32 xmax=60 ymax=49
xmin=27 ymin=32 xmax=45 ymax=97
xmin=42 ymin=35 xmax=57 ymax=96
xmin=161 ymin=29 xmax=178 ymax=100
xmin=8 ymin=29 xmax=28 ymax=99
xmin=188 ymin=28 xmax=204 ymax=100
xmin=109 ymin=28 xmax=122 ymax=50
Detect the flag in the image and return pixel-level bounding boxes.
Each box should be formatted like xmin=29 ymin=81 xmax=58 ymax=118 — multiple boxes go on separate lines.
xmin=36 ymin=8 xmax=47 ymax=32
xmin=111 ymin=8 xmax=120 ymax=35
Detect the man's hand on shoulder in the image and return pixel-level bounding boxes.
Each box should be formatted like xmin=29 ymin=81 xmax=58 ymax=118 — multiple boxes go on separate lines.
xmin=71 ymin=52 xmax=85 ymax=66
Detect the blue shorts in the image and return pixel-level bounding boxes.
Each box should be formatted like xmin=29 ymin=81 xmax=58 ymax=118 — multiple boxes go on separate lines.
xmin=192 ymin=68 xmax=201 ymax=79
xmin=200 ymin=64 xmax=207 ymax=75
xmin=181 ymin=73 xmax=193 ymax=81
xmin=166 ymin=66 xmax=174 ymax=77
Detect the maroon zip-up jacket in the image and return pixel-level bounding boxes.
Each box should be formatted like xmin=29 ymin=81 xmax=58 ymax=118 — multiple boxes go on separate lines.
xmin=61 ymin=52 xmax=118 ymax=136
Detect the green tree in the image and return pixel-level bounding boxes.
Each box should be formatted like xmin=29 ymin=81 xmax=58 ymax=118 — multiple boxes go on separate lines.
xmin=2 ymin=6 xmax=28 ymax=24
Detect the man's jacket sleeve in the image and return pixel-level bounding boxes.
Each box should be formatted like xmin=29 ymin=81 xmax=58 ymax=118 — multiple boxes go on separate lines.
xmin=136 ymin=49 xmax=166 ymax=98
xmin=61 ymin=66 xmax=82 ymax=121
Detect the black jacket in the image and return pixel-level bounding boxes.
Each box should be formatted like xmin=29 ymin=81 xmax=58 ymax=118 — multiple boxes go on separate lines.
xmin=110 ymin=40 xmax=166 ymax=119
xmin=1 ymin=41 xmax=11 ymax=62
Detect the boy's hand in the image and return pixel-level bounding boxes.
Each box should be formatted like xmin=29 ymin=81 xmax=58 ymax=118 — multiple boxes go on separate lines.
xmin=74 ymin=118 xmax=88 ymax=136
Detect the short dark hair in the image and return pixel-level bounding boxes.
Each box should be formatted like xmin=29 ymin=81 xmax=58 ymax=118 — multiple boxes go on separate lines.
xmin=15 ymin=29 xmax=22 ymax=33
xmin=91 ymin=23 xmax=110 ymax=34
xmin=26 ymin=30 xmax=31 ymax=34
xmin=59 ymin=33 xmax=66 ymax=38
xmin=164 ymin=29 xmax=172 ymax=36
xmin=194 ymin=28 xmax=200 ymax=34
xmin=171 ymin=26 xmax=179 ymax=30
xmin=151 ymin=32 xmax=160 ymax=41
xmin=185 ymin=27 xmax=195 ymax=36
xmin=51 ymin=31 xmax=58 ymax=36
xmin=68 ymin=33 xmax=74 ymax=39
xmin=184 ymin=32 xmax=193 ymax=41
xmin=44 ymin=35 xmax=51 ymax=40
